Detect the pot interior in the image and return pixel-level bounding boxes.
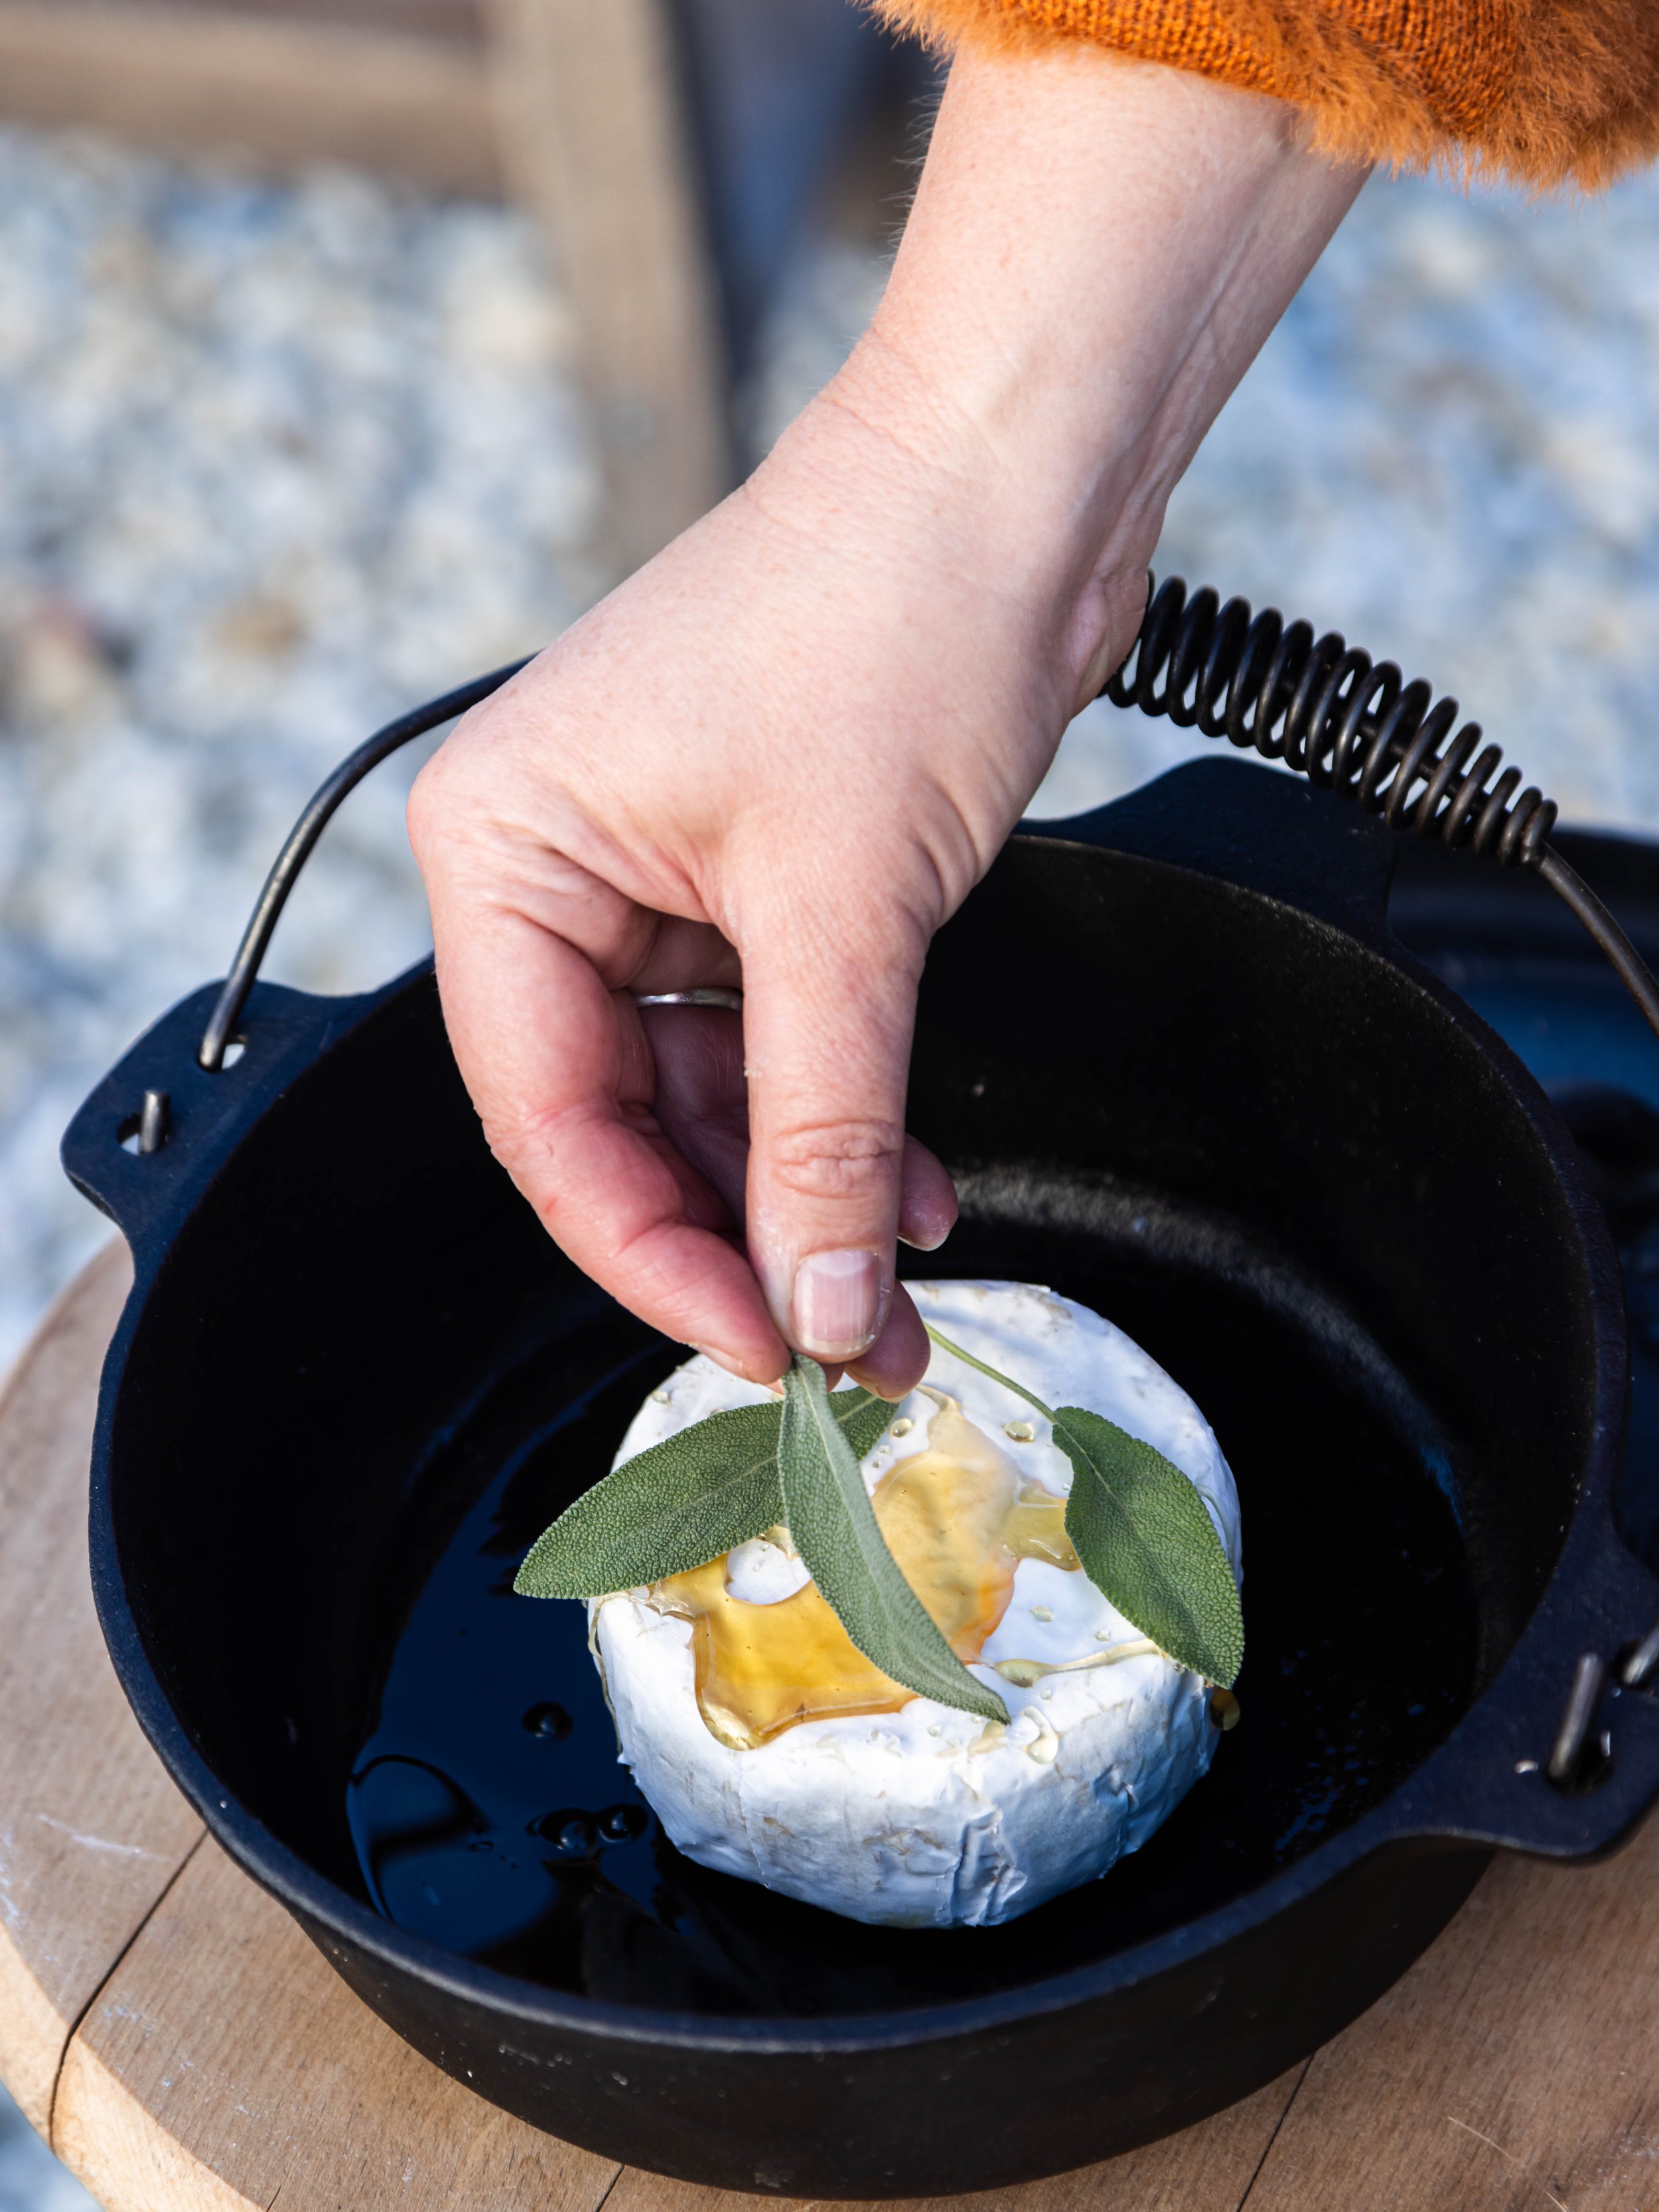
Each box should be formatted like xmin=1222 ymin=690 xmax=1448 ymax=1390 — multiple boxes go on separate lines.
xmin=105 ymin=836 xmax=1603 ymax=2022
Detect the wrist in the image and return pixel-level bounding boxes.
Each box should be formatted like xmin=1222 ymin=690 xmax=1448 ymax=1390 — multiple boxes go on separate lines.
xmin=750 ymin=348 xmax=1147 ymax=731
xmin=815 ymin=323 xmax=1164 ymax=694
xmin=776 ymin=43 xmax=1366 ymax=704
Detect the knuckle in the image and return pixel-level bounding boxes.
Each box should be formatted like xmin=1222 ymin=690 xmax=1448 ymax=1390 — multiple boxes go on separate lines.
xmin=768 ymin=1117 xmax=903 ymax=1206
xmin=405 ymin=749 xmax=462 ymax=861
xmin=406 ymin=709 xmax=499 ymax=856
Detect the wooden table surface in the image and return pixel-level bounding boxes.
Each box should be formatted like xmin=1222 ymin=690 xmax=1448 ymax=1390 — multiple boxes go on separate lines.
xmin=3 ymin=1247 xmax=1659 ymax=2212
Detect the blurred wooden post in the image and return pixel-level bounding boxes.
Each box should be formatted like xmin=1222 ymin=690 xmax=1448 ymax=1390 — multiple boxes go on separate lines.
xmin=0 ymin=2 xmax=502 ymax=197
xmin=483 ymin=0 xmax=733 ymax=579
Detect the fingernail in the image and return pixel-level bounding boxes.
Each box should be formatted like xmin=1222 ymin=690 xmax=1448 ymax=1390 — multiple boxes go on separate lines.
xmin=690 ymin=1343 xmax=755 ymax=1382
xmin=792 ymin=1249 xmax=883 ymax=1359
xmin=898 ymin=1220 xmax=951 ymax=1253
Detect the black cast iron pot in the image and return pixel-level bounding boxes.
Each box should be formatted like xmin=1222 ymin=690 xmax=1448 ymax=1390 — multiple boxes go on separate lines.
xmin=64 ymin=756 xmax=1659 ymax=2198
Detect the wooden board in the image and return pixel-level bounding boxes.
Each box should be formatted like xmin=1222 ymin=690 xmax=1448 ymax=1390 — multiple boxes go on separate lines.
xmin=0 ymin=1241 xmax=202 ymax=2139
xmin=484 ymin=0 xmax=732 ymax=574
xmin=0 ymin=1 xmax=501 ymax=195
xmin=54 ymin=1840 xmax=618 ymax=2212
xmin=5 ymin=1250 xmax=1659 ymax=2210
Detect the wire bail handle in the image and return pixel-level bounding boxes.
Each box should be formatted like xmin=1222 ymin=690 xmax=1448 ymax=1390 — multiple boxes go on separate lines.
xmin=196 ymin=659 xmax=529 ymax=1073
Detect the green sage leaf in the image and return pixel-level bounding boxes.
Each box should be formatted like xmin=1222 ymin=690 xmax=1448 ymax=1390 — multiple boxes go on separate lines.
xmin=1053 ymin=1408 xmax=1244 ymax=1688
xmin=778 ymin=1357 xmax=1007 ymax=1724
xmin=514 ymin=1383 xmax=893 ymax=1600
xmin=922 ymin=1323 xmax=1243 ymax=1688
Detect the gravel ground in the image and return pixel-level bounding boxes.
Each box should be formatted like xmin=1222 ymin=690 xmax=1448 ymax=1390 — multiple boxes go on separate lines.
xmin=0 ymin=126 xmax=599 ymax=1368
xmin=2 ymin=115 xmax=1659 ymax=2212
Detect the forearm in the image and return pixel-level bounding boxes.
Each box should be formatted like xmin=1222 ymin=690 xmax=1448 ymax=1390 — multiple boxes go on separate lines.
xmin=770 ymin=45 xmax=1366 ymax=713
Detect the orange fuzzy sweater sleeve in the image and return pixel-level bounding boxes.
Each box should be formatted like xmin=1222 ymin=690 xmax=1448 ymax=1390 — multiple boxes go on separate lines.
xmin=872 ymin=0 xmax=1659 ymax=190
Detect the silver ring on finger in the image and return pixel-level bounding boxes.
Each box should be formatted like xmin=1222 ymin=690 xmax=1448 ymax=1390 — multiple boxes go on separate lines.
xmin=630 ymin=987 xmax=743 ymax=1012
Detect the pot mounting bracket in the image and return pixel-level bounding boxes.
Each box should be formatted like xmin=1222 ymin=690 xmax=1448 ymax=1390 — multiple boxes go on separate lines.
xmin=1549 ymin=1610 xmax=1659 ymax=1796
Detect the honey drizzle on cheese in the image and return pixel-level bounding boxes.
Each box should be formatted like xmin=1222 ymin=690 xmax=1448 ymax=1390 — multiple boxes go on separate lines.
xmin=992 ymin=1640 xmax=1160 ymax=1688
xmin=649 ymin=1397 xmax=1082 ymax=1750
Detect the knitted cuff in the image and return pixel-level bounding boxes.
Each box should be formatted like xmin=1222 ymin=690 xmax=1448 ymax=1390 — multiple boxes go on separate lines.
xmin=871 ymin=0 xmax=1659 ymax=191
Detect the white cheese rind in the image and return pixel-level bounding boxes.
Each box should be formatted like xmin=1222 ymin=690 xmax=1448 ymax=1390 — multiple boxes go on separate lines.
xmin=591 ymin=1281 xmax=1241 ymax=1929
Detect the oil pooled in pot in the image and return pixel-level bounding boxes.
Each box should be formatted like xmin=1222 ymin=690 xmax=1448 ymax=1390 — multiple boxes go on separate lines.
xmin=347 ymin=1219 xmax=1477 ymax=2020
xmin=346 ymin=1350 xmax=667 ymax=1990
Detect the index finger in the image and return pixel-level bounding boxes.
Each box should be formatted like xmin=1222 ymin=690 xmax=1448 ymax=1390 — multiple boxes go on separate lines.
xmin=431 ymin=897 xmax=790 ymax=1382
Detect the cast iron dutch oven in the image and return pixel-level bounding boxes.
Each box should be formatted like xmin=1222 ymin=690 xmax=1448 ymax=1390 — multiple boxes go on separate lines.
xmin=64 ymin=751 xmax=1659 ymax=2197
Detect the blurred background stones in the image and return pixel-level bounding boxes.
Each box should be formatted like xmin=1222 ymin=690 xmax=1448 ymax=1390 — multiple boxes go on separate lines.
xmin=0 ymin=2075 xmax=96 ymax=2211
xmin=0 ymin=123 xmax=599 ymax=1365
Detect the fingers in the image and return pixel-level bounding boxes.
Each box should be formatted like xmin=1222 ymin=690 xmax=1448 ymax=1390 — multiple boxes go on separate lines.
xmin=642 ymin=1004 xmax=750 ymax=1224
xmin=844 ymin=1284 xmax=930 ymax=1399
xmin=419 ymin=861 xmax=790 ymax=1382
xmin=418 ymin=833 xmax=952 ymax=1389
xmin=413 ymin=699 xmax=954 ymax=1383
xmin=898 ymin=1135 xmax=958 ymax=1251
xmin=647 ymin=1006 xmax=950 ymax=1398
xmin=740 ymin=899 xmax=932 ymax=1364
xmin=649 ymin=1009 xmax=958 ymax=1258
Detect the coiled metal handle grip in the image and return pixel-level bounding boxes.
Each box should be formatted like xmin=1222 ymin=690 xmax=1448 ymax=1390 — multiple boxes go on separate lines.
xmin=1107 ymin=576 xmax=1659 ymax=1047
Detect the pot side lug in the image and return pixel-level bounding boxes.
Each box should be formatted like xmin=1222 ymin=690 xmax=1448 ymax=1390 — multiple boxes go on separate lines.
xmin=61 ymin=969 xmax=425 ymax=1263
xmin=1377 ymin=1511 xmax=1659 ymax=1859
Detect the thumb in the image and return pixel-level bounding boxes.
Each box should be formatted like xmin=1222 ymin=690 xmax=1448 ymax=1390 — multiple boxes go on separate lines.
xmin=741 ymin=905 xmax=932 ymax=1363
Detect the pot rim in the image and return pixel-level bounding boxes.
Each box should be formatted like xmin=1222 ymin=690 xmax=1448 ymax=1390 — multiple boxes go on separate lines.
xmin=76 ymin=829 xmax=1654 ymax=2058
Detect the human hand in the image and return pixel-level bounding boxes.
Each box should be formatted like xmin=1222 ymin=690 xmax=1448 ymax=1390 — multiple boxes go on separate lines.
xmin=409 ymin=43 xmax=1365 ymax=1393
